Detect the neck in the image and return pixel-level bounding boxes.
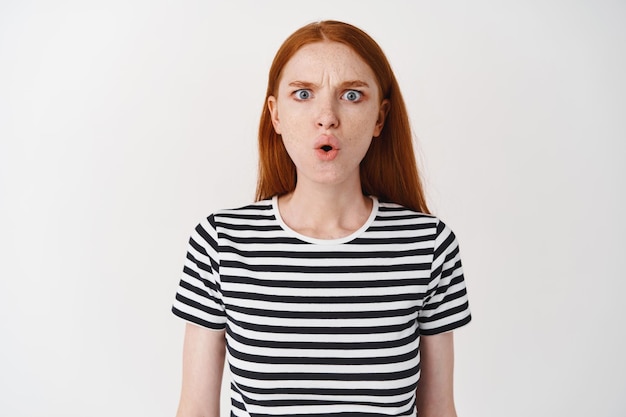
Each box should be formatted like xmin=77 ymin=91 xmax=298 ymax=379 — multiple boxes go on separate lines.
xmin=278 ymin=183 xmax=373 ymax=240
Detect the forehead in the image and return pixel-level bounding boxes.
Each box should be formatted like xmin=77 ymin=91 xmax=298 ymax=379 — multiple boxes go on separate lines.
xmin=279 ymin=41 xmax=378 ymax=85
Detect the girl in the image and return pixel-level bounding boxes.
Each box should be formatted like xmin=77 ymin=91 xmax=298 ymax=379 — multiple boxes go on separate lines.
xmin=173 ymin=20 xmax=471 ymax=417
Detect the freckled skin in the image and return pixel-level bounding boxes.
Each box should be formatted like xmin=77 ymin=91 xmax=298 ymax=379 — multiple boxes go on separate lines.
xmin=267 ymin=41 xmax=389 ymax=190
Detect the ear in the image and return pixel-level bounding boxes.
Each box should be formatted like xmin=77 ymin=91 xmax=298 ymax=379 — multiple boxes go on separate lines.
xmin=373 ymin=99 xmax=390 ymax=137
xmin=267 ymin=96 xmax=282 ymax=135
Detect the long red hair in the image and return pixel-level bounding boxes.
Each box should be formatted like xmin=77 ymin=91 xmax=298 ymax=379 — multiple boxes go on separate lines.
xmin=255 ymin=20 xmax=430 ymax=214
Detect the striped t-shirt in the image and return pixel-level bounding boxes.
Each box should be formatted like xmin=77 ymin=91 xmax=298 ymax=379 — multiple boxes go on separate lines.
xmin=172 ymin=196 xmax=471 ymax=417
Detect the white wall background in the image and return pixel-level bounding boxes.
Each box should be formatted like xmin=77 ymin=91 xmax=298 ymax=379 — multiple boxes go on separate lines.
xmin=1 ymin=1 xmax=624 ymax=416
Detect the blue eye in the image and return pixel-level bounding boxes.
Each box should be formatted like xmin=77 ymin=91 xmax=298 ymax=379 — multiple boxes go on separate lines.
xmin=295 ymin=89 xmax=311 ymax=100
xmin=342 ymin=90 xmax=362 ymax=102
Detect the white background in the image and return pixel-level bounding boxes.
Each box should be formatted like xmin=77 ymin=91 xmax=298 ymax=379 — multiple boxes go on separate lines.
xmin=1 ymin=1 xmax=625 ymax=416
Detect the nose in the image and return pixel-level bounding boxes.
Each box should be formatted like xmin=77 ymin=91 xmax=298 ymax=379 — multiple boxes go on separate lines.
xmin=316 ymin=97 xmax=339 ymax=130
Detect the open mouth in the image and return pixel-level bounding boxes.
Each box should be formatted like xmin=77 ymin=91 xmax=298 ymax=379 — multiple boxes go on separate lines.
xmin=314 ymin=135 xmax=340 ymax=160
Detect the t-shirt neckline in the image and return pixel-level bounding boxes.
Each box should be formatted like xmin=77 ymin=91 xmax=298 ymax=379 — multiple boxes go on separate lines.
xmin=271 ymin=195 xmax=379 ymax=245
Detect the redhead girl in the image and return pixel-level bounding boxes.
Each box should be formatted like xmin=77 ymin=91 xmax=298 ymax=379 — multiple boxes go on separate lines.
xmin=173 ymin=20 xmax=471 ymax=417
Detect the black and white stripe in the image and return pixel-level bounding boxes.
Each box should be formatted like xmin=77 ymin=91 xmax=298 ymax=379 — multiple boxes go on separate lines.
xmin=173 ymin=197 xmax=471 ymax=417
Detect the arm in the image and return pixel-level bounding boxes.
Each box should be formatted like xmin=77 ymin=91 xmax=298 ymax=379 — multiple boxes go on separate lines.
xmin=176 ymin=323 xmax=226 ymax=417
xmin=415 ymin=331 xmax=457 ymax=417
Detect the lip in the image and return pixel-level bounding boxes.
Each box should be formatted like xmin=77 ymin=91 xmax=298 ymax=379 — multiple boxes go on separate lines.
xmin=313 ymin=134 xmax=341 ymax=161
xmin=313 ymin=134 xmax=341 ymax=150
xmin=316 ymin=148 xmax=339 ymax=161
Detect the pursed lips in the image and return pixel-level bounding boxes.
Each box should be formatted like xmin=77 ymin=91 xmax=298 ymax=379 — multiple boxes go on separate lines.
xmin=314 ymin=134 xmax=340 ymax=161
xmin=314 ymin=134 xmax=340 ymax=151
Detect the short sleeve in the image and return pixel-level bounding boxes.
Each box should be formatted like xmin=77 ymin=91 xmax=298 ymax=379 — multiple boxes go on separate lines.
xmin=171 ymin=214 xmax=226 ymax=330
xmin=418 ymin=219 xmax=472 ymax=335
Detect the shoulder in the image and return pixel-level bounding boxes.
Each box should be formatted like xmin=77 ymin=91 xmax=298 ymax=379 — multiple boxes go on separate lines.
xmin=212 ymin=199 xmax=274 ymax=220
xmin=194 ymin=199 xmax=279 ymax=237
xmin=186 ymin=199 xmax=277 ymax=251
xmin=376 ymin=199 xmax=439 ymax=225
xmin=193 ymin=199 xmax=274 ymax=225
xmin=375 ymin=200 xmax=457 ymax=242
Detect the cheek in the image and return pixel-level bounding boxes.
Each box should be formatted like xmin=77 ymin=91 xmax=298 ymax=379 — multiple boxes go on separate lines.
xmin=347 ymin=108 xmax=382 ymax=137
xmin=276 ymin=107 xmax=307 ymax=137
xmin=280 ymin=138 xmax=305 ymax=167
xmin=277 ymin=120 xmax=303 ymax=150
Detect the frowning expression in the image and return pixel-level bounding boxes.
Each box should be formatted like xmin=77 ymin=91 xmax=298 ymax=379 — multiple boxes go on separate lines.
xmin=268 ymin=41 xmax=389 ymax=189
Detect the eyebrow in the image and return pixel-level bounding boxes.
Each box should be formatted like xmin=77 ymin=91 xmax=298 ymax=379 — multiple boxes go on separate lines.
xmin=287 ymin=80 xmax=371 ymax=89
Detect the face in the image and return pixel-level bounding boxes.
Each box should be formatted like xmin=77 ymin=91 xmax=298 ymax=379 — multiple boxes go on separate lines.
xmin=267 ymin=41 xmax=389 ymax=189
